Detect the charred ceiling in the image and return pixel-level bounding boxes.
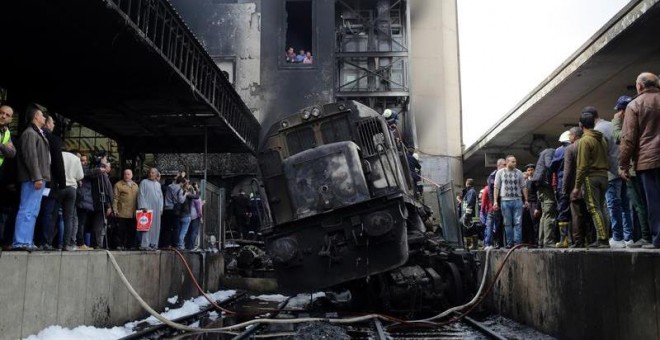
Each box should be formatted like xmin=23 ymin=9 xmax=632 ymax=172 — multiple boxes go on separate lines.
xmin=0 ymin=0 xmax=260 ymax=154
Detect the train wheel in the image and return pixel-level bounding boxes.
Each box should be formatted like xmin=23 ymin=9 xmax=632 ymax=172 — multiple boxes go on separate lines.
xmin=443 ymin=261 xmax=465 ymax=305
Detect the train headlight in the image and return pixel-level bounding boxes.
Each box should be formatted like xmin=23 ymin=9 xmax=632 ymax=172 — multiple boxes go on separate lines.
xmin=281 ymin=120 xmax=289 ymax=128
xmin=311 ymin=107 xmax=321 ymax=117
xmin=301 ymin=110 xmax=311 ymax=120
xmin=364 ymin=211 xmax=394 ymax=237
xmin=269 ymin=237 xmax=298 ymax=263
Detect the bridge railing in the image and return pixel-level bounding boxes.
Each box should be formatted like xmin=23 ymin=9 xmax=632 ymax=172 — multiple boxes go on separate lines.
xmin=108 ymin=0 xmax=260 ymax=153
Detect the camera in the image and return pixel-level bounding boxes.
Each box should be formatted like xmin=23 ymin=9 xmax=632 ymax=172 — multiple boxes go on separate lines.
xmin=90 ymin=150 xmax=114 ymax=168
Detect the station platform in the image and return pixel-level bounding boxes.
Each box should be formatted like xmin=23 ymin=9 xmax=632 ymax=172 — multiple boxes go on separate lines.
xmin=477 ymin=247 xmax=660 ymax=340
xmin=0 ymin=250 xmax=223 ymax=339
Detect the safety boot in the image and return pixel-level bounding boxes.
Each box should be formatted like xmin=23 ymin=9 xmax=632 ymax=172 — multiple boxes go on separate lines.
xmin=555 ymin=222 xmax=570 ymax=248
xmin=470 ymin=236 xmax=480 ymax=250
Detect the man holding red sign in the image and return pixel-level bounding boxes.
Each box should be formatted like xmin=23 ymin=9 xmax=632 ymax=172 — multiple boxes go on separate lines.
xmin=112 ymin=169 xmax=138 ymax=250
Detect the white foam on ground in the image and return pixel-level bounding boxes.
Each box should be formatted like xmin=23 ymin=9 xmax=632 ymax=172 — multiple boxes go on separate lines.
xmin=26 ymin=290 xmax=236 ymax=340
xmin=251 ymin=292 xmax=326 ymax=309
xmin=167 ymin=295 xmax=178 ymax=304
xmin=251 ymin=294 xmax=289 ymax=302
xmin=24 ymin=325 xmax=132 ymax=340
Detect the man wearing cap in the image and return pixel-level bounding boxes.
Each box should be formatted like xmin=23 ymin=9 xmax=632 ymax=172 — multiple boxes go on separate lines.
xmin=572 ymin=110 xmax=609 ymax=248
xmin=589 ymin=105 xmax=632 ymax=248
xmin=613 ymin=94 xmax=650 ymax=247
xmin=551 ymin=131 xmax=572 ymax=247
xmin=619 ymin=72 xmax=660 ymax=249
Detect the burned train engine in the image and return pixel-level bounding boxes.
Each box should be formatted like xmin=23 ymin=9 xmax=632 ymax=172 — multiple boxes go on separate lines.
xmin=257 ymin=101 xmax=436 ymax=293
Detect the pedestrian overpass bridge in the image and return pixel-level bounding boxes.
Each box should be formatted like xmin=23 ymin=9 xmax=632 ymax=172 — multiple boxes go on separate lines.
xmin=0 ymin=0 xmax=260 ymax=155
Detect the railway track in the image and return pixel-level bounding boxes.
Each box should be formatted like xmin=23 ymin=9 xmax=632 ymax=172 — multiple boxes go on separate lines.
xmin=119 ymin=291 xmax=511 ymax=340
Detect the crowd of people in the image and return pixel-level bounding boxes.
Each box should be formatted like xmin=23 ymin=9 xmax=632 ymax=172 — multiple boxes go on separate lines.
xmin=0 ymin=104 xmax=204 ymax=251
xmin=459 ymin=72 xmax=660 ymax=250
xmin=285 ymin=47 xmax=313 ymax=64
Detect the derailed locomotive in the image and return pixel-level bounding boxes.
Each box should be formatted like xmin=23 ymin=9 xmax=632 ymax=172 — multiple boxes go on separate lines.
xmin=257 ymin=101 xmax=476 ymax=311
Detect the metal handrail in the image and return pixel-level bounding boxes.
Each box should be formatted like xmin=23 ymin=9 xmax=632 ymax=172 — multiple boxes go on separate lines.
xmin=107 ymin=0 xmax=260 ymax=153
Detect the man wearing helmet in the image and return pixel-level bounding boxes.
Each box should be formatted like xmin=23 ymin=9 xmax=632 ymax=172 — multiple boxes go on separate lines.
xmin=550 ymin=130 xmax=572 ymax=247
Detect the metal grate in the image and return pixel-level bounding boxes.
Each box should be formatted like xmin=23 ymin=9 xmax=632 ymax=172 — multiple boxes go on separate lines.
xmin=108 ymin=0 xmax=260 ymax=153
xmin=320 ymin=117 xmax=352 ymax=144
xmin=286 ymin=127 xmax=316 ymax=155
xmin=357 ymin=118 xmax=386 ymax=156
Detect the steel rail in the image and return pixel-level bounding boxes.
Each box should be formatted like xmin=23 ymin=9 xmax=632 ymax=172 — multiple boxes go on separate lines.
xmin=119 ymin=291 xmax=248 ymax=340
xmin=456 ymin=313 xmax=507 ymax=340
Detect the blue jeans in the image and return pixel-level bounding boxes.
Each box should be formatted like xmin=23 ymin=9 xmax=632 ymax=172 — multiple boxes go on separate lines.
xmin=185 ymin=218 xmax=201 ymax=250
xmin=606 ymin=178 xmax=633 ymax=241
xmin=501 ymin=199 xmax=523 ymax=246
xmin=13 ymin=181 xmax=46 ymax=248
xmin=638 ymin=168 xmax=660 ymax=247
xmin=177 ymin=215 xmax=192 ymax=249
xmin=484 ymin=212 xmax=497 ymax=246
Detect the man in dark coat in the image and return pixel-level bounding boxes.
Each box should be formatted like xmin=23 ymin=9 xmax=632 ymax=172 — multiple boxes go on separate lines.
xmin=531 ymin=148 xmax=557 ymax=247
xmin=13 ymin=105 xmax=50 ymax=250
xmin=37 ymin=114 xmax=66 ymax=249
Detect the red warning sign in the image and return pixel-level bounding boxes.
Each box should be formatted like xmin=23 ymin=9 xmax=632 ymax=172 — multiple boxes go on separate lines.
xmin=136 ymin=210 xmax=153 ymax=231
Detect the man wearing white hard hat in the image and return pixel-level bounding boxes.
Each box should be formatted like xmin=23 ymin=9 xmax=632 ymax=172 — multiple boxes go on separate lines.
xmin=550 ymin=130 xmax=572 ymax=247
xmin=383 ymin=108 xmax=398 ymax=125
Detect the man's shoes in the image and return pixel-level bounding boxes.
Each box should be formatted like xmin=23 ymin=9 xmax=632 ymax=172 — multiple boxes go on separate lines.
xmin=642 ymin=244 xmax=659 ymax=249
xmin=484 ymin=245 xmax=494 ymax=251
xmin=609 ymin=238 xmax=626 ymax=248
xmin=41 ymin=244 xmax=54 ymax=251
xmin=78 ymin=245 xmax=91 ymax=251
xmin=115 ymin=246 xmax=125 ymax=251
xmin=588 ymin=239 xmax=610 ymax=248
xmin=570 ymin=242 xmax=585 ymax=248
xmin=633 ymin=239 xmax=651 ymax=247
xmin=555 ymin=238 xmax=569 ymax=248
xmin=65 ymin=246 xmax=78 ymax=251
xmin=624 ymin=240 xmax=639 ymax=248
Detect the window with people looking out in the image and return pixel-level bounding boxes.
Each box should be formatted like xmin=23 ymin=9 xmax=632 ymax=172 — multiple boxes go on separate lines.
xmin=283 ymin=0 xmax=313 ymax=66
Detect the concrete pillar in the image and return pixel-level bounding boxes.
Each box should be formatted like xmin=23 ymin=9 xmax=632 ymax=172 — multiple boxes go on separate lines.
xmin=409 ymin=0 xmax=463 ymax=190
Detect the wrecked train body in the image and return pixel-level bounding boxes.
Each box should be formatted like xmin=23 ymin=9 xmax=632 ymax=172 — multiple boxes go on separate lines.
xmin=257 ymin=100 xmax=438 ymax=292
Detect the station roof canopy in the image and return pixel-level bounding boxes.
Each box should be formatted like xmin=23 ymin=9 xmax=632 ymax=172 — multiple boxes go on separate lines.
xmin=0 ymin=0 xmax=260 ymax=154
xmin=462 ymin=0 xmax=660 ymax=179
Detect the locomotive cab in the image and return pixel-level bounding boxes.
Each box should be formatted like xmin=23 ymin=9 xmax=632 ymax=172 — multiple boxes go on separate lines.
xmin=257 ymin=101 xmax=421 ymax=292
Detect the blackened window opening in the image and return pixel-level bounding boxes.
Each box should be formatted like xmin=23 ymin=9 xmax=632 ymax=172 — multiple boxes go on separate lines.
xmin=285 ymin=0 xmax=312 ymax=64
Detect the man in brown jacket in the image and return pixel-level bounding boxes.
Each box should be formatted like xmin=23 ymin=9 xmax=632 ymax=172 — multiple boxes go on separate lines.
xmin=13 ymin=105 xmax=50 ymax=250
xmin=112 ymin=169 xmax=139 ymax=250
xmin=619 ymin=72 xmax=660 ymax=249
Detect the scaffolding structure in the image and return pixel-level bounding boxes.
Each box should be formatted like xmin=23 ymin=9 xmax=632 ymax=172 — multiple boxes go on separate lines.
xmin=335 ymin=0 xmax=409 ymax=118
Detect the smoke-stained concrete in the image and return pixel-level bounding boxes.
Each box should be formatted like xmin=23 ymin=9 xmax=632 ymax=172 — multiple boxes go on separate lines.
xmin=409 ymin=0 xmax=463 ymax=190
xmin=171 ymin=0 xmax=263 ymax=121
xmin=477 ymin=248 xmax=660 ymax=340
xmin=170 ymin=0 xmax=336 ymax=133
